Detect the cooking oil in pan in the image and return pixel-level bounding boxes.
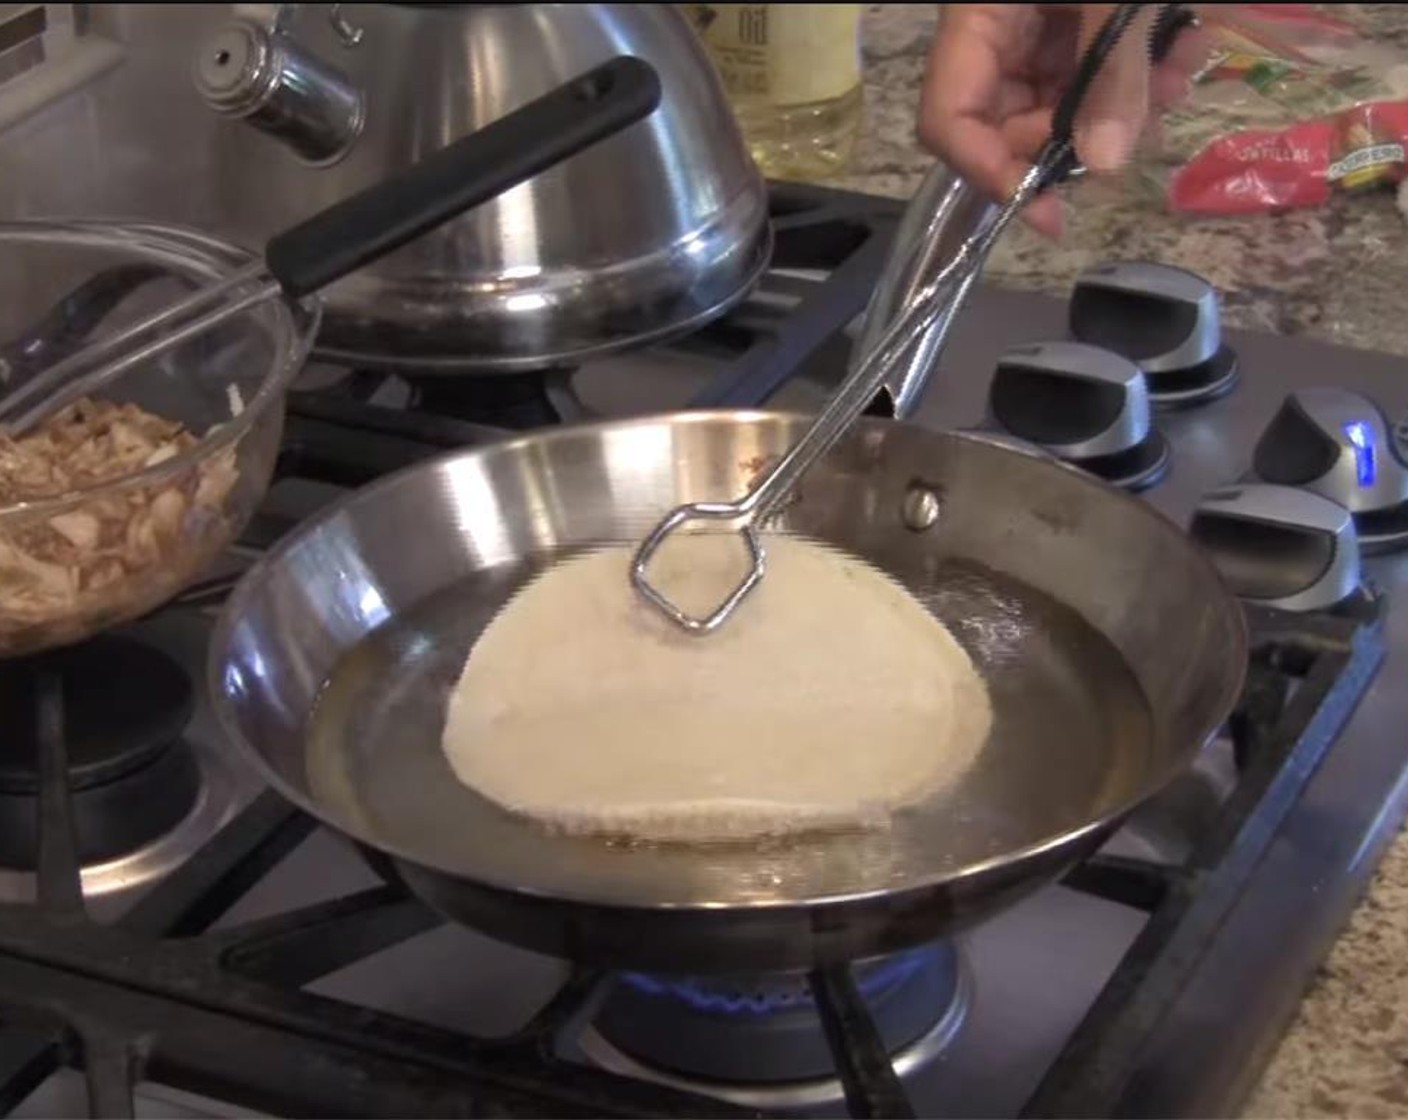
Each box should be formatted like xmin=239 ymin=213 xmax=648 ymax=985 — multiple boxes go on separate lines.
xmin=304 ymin=546 xmax=1154 ymax=908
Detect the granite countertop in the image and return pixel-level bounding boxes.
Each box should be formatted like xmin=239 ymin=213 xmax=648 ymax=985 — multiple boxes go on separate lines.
xmin=828 ymin=5 xmax=1408 ymax=1117
xmin=835 ymin=4 xmax=1408 ymax=356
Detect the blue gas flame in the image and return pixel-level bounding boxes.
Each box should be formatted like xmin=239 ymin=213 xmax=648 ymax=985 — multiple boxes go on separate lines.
xmin=620 ymin=950 xmax=930 ymax=1017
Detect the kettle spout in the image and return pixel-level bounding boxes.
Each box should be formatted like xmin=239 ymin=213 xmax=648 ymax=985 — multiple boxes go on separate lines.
xmin=192 ymin=16 xmax=365 ymax=166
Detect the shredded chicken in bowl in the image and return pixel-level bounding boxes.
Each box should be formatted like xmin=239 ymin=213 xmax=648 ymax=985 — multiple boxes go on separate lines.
xmin=0 ymin=398 xmax=240 ymax=653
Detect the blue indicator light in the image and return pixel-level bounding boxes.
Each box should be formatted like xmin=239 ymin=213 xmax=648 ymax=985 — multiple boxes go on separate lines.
xmin=1343 ymin=420 xmax=1377 ymax=488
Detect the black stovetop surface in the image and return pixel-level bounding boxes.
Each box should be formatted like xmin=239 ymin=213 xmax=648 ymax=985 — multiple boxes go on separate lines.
xmin=0 ymin=180 xmax=1400 ymax=1120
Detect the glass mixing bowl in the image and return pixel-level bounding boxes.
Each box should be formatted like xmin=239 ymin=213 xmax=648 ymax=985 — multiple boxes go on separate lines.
xmin=0 ymin=221 xmax=319 ymax=656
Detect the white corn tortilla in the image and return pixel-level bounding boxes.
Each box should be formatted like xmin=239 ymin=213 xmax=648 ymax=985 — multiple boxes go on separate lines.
xmin=441 ymin=533 xmax=993 ymax=843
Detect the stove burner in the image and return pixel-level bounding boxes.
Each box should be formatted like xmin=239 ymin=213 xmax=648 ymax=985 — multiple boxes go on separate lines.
xmin=1146 ymin=344 xmax=1240 ymax=410
xmin=407 ymin=368 xmax=586 ymax=429
xmin=0 ymin=634 xmax=199 ymax=869
xmin=580 ymin=941 xmax=968 ymax=1109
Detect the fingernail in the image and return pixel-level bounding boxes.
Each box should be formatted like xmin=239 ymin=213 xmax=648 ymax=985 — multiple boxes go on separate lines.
xmin=1080 ymin=119 xmax=1138 ymax=173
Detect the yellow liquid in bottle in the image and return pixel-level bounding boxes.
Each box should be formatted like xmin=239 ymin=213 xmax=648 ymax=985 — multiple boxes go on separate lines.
xmin=684 ymin=4 xmax=864 ymax=182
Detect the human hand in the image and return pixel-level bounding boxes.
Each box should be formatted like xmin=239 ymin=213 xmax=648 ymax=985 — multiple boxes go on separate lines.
xmin=917 ymin=4 xmax=1211 ymax=238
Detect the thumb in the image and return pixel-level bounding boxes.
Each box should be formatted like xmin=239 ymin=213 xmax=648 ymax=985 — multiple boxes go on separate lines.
xmin=1072 ymin=4 xmax=1157 ymax=175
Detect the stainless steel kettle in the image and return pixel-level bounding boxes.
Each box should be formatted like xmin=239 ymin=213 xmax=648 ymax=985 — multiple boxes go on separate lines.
xmin=192 ymin=3 xmax=772 ymax=374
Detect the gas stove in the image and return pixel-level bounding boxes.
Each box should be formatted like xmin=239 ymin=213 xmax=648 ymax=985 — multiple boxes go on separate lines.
xmin=0 ymin=181 xmax=1403 ymax=1119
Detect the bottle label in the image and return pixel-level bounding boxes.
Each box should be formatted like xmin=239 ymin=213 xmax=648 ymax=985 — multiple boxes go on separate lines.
xmin=685 ymin=4 xmax=862 ymax=107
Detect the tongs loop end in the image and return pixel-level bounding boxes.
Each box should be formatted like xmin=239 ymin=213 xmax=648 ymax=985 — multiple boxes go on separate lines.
xmin=629 ymin=2 xmax=1195 ymax=638
xmin=630 ymin=505 xmax=766 ymax=636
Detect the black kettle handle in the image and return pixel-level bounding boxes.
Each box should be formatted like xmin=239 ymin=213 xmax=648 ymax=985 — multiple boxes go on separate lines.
xmin=264 ymin=55 xmax=662 ymax=299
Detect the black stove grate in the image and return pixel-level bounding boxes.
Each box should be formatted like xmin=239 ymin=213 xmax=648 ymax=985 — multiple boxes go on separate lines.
xmin=1035 ymin=592 xmax=1388 ymax=1117
xmin=0 ymin=180 xmax=1393 ymax=1119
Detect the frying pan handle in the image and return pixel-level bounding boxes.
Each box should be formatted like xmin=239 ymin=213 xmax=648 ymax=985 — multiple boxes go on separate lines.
xmin=264 ymin=55 xmax=663 ymax=299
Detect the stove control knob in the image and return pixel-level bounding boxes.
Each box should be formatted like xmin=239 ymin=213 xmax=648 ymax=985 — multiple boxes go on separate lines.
xmin=990 ymin=341 xmax=1149 ymax=459
xmin=1255 ymin=389 xmax=1408 ymax=512
xmin=193 ymin=18 xmax=366 ymax=165
xmin=1190 ymin=484 xmax=1360 ymax=613
xmin=1069 ymin=262 xmax=1238 ymax=406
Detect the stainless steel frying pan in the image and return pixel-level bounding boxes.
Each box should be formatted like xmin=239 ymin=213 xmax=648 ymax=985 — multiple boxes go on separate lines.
xmin=209 ymin=411 xmax=1246 ymax=974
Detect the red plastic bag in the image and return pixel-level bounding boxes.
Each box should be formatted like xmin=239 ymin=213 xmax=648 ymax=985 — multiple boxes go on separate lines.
xmin=1151 ymin=5 xmax=1408 ymax=217
xmin=1170 ymin=99 xmax=1408 ymax=216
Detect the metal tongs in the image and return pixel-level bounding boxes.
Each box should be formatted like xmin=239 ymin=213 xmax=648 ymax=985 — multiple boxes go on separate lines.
xmin=632 ymin=3 xmax=1195 ymax=635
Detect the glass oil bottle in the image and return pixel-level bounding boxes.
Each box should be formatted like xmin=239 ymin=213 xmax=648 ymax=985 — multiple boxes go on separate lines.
xmin=683 ymin=4 xmax=865 ymax=181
